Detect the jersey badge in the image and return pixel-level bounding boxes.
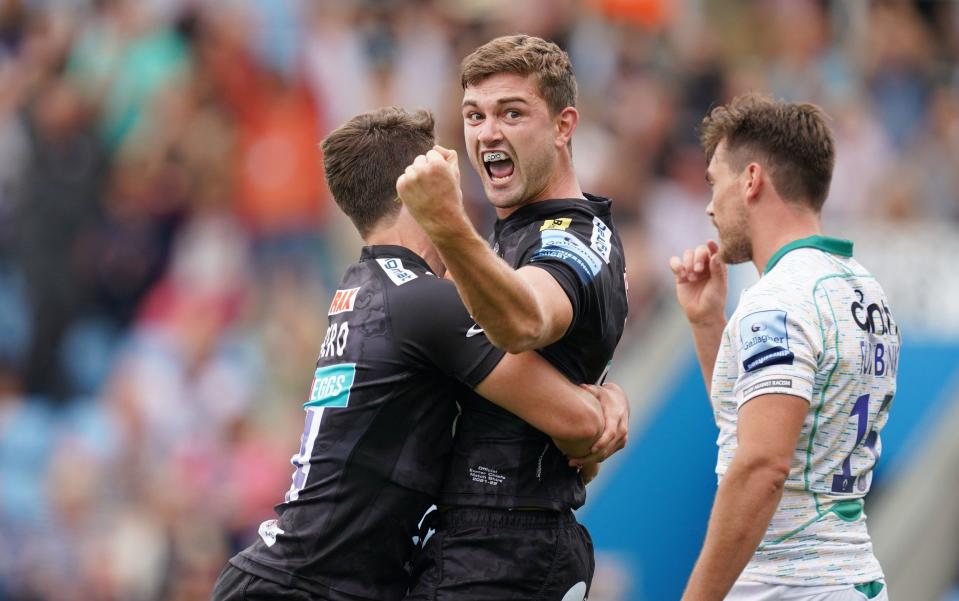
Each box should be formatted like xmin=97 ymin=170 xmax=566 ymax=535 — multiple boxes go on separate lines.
xmin=739 ymin=310 xmax=794 ymax=372
xmin=305 ymin=363 xmax=356 ymax=408
xmin=540 ymin=217 xmax=572 ymax=232
xmin=376 ymin=257 xmax=418 ymax=286
xmin=589 ymin=217 xmax=612 ymax=263
xmin=328 ymin=287 xmax=360 ymax=315
xmin=531 ymin=230 xmax=603 ymax=283
xmin=257 ymin=519 xmax=285 ymax=547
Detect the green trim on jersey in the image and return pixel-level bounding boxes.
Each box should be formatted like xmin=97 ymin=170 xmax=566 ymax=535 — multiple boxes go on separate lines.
xmin=764 ymin=235 xmax=854 ymax=275
xmin=855 ymin=580 xmax=885 ymax=598
xmin=757 ymin=499 xmax=863 ymax=550
xmin=805 ymin=273 xmax=878 ymax=511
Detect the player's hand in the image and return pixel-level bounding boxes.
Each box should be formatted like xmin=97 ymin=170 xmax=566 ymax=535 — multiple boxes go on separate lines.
xmin=396 ymin=145 xmax=465 ymax=234
xmin=669 ymin=240 xmax=728 ymax=327
xmin=579 ymin=461 xmax=600 ymax=485
xmin=569 ymin=383 xmax=629 ymax=467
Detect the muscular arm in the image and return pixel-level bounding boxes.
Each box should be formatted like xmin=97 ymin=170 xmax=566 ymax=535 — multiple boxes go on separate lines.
xmin=475 ymin=351 xmax=602 ymax=458
xmin=682 ymin=393 xmax=807 ymax=601
xmin=431 ymin=218 xmax=572 ymax=353
xmin=396 ymin=147 xmax=572 ymax=353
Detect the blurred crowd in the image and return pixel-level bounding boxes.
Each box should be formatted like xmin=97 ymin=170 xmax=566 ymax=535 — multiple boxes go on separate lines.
xmin=0 ymin=0 xmax=957 ymax=599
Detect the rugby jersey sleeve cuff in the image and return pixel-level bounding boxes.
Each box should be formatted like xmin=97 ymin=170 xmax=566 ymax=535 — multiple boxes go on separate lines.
xmin=735 ymin=372 xmax=814 ymax=407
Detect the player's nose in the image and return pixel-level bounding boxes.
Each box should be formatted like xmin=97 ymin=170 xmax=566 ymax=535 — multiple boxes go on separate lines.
xmin=477 ymin=117 xmax=503 ymax=145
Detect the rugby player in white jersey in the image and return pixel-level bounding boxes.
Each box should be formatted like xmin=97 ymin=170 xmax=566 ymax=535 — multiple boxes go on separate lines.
xmin=670 ymin=94 xmax=898 ymax=601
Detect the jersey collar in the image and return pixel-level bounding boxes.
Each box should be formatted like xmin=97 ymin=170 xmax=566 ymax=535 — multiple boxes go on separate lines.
xmin=360 ymin=245 xmax=431 ymax=271
xmin=494 ymin=193 xmax=612 ymax=237
xmin=764 ymin=235 xmax=853 ymax=274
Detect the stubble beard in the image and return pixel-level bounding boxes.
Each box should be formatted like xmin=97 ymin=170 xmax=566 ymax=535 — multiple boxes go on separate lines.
xmin=718 ymin=204 xmax=752 ymax=265
xmin=485 ymin=144 xmax=556 ymax=210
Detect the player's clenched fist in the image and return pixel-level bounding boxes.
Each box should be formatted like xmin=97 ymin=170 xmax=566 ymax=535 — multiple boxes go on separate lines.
xmin=396 ymin=145 xmax=465 ymax=232
xmin=669 ymin=239 xmax=728 ymax=327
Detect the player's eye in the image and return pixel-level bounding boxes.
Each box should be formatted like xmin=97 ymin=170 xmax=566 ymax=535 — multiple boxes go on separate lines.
xmin=466 ymin=112 xmax=483 ymax=122
xmin=505 ymin=109 xmax=521 ymax=119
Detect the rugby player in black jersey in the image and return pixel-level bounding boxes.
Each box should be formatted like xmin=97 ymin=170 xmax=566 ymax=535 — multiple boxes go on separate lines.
xmin=209 ymin=107 xmax=627 ymax=601
xmin=396 ymin=35 xmax=630 ymax=600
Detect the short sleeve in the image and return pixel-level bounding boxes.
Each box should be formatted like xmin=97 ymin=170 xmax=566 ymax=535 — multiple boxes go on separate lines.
xmin=391 ymin=278 xmax=506 ymax=388
xmin=520 ymin=217 xmax=610 ymax=329
xmin=732 ymin=303 xmax=821 ymax=408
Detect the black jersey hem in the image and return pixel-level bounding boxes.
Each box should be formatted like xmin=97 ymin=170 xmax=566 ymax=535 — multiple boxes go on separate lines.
xmin=229 ymin=554 xmax=398 ymax=601
xmin=436 ymin=506 xmax=577 ymax=529
xmin=437 ymin=492 xmax=583 ymax=512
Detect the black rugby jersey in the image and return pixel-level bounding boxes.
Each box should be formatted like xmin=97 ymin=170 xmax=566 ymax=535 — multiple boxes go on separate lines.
xmin=439 ymin=193 xmax=628 ymax=511
xmin=230 ymin=245 xmax=505 ymax=601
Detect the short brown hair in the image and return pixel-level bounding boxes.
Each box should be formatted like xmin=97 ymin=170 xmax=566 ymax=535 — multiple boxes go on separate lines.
xmin=700 ymin=94 xmax=835 ymax=211
xmin=321 ymin=107 xmax=435 ymax=237
xmin=461 ymin=34 xmax=577 ymax=115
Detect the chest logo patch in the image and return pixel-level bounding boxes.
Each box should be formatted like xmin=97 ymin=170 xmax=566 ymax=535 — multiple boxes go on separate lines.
xmin=739 ymin=310 xmax=794 ymax=372
xmin=539 ymin=217 xmax=572 ymax=232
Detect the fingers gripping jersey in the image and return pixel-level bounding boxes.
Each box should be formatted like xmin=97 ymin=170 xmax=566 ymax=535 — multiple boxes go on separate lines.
xmin=440 ymin=194 xmax=629 ymax=510
xmin=230 ymin=246 xmax=505 ymax=601
xmin=711 ymin=237 xmax=899 ymax=586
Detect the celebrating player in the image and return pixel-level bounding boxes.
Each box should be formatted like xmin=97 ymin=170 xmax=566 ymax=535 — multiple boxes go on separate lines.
xmin=397 ymin=35 xmax=629 ymax=600
xmin=670 ymin=94 xmax=897 ymax=601
xmin=209 ymin=107 xmax=627 ymax=601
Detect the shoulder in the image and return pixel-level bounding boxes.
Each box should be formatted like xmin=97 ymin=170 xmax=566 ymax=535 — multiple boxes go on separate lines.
xmin=735 ymin=255 xmax=832 ymax=334
xmin=367 ymin=256 xmax=459 ymax=316
xmin=743 ymin=249 xmax=844 ymax=310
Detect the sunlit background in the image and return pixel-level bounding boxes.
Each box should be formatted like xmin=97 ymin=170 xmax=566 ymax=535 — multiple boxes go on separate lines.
xmin=0 ymin=0 xmax=957 ymax=599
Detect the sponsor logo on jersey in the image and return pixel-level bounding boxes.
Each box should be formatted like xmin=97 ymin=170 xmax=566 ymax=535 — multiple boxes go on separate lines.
xmin=305 ymin=363 xmax=356 ymax=408
xmin=466 ymin=323 xmax=485 ymax=338
xmin=257 ymin=519 xmax=285 ymax=547
xmin=743 ymin=378 xmax=793 ymax=396
xmin=530 ymin=230 xmax=603 ymax=283
xmin=539 ymin=217 xmax=572 ymax=232
xmin=328 ymin=287 xmax=360 ymax=315
xmin=740 ymin=310 xmax=794 ymax=372
xmin=376 ymin=257 xmax=418 ymax=286
xmin=590 ymin=216 xmax=612 ymax=263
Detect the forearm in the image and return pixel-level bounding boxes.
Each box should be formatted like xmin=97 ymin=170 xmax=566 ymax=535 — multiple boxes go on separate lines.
xmin=475 ymin=353 xmax=603 ymax=457
xmin=690 ymin=320 xmax=725 ymax=396
xmin=682 ymin=461 xmax=785 ymax=601
xmin=550 ymin=386 xmax=604 ymax=458
xmin=427 ymin=213 xmax=548 ymax=351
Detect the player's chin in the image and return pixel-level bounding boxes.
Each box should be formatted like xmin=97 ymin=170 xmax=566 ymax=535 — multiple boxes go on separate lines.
xmin=484 ymin=186 xmax=524 ymax=210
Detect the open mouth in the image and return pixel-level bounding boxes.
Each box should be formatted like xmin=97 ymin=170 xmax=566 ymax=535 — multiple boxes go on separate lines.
xmin=482 ymin=150 xmax=514 ymax=184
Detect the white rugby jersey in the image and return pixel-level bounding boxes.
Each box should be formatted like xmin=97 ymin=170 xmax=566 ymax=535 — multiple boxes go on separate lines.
xmin=711 ymin=235 xmax=900 ymax=586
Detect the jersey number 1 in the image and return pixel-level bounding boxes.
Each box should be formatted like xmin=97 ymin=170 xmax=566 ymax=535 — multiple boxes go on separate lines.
xmin=831 ymin=393 xmax=880 ymax=494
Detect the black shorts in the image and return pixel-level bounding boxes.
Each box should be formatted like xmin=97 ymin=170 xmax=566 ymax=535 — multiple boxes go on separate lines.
xmin=210 ymin=564 xmax=315 ymax=601
xmin=405 ymin=507 xmax=594 ymax=601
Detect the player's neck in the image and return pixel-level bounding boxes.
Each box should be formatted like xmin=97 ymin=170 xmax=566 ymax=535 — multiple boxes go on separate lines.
xmin=751 ymin=204 xmax=822 ymax=275
xmin=366 ymin=215 xmax=447 ymax=277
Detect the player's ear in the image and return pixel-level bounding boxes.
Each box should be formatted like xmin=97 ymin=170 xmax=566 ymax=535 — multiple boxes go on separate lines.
xmin=555 ymin=107 xmax=578 ymax=149
xmin=743 ymin=162 xmax=763 ymax=204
